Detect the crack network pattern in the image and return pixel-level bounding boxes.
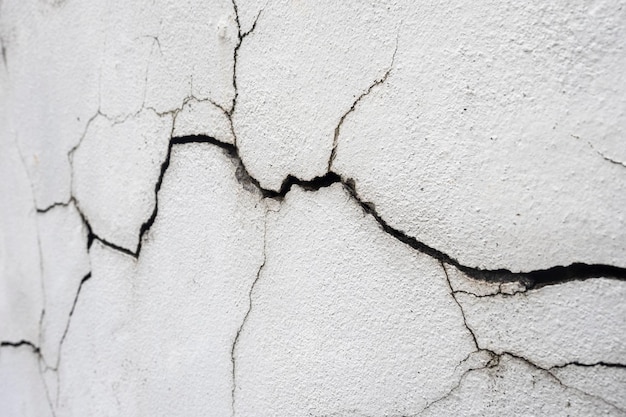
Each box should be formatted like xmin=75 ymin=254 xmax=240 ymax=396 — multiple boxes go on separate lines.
xmin=4 ymin=2 xmax=625 ymax=416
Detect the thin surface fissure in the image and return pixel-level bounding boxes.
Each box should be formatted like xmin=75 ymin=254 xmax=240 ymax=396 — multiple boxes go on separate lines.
xmin=229 ymin=0 xmax=263 ymax=115
xmin=53 ymin=272 xmax=92 ymax=370
xmin=230 ymin=208 xmax=268 ymax=417
xmin=419 ymin=350 xmax=625 ymax=416
xmin=441 ymin=262 xmax=480 ymax=350
xmin=327 ymin=37 xmax=398 ymax=171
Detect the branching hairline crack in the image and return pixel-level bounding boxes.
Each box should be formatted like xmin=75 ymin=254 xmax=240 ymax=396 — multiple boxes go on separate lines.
xmin=417 ymin=351 xmax=625 ymax=415
xmin=11 ymin=134 xmax=58 ymax=416
xmin=441 ymin=262 xmax=480 ymax=350
xmin=19 ymin=8 xmax=625 ymax=413
xmin=417 ymin=354 xmax=496 ymax=416
xmin=327 ymin=31 xmax=399 ymax=172
xmin=38 ymin=0 xmax=263 ymax=260
xmin=229 ymin=0 xmax=263 ymax=116
xmin=506 ymin=352 xmax=626 ymax=413
xmin=0 ymin=274 xmax=92 ymax=362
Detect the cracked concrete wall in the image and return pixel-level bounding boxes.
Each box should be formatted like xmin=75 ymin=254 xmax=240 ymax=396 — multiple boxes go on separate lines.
xmin=1 ymin=0 xmax=625 ymax=416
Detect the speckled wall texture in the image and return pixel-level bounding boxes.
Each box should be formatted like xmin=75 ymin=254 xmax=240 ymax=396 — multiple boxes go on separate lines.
xmin=1 ymin=1 xmax=625 ymax=416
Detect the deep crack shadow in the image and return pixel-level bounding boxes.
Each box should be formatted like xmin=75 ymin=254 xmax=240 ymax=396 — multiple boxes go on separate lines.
xmin=551 ymin=361 xmax=626 ymax=370
xmin=0 ymin=339 xmax=41 ymax=353
xmin=37 ymin=133 xmax=626 ymax=290
xmin=340 ymin=179 xmax=626 ymax=290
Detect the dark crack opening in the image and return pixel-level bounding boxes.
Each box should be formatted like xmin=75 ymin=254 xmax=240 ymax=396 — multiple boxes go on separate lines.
xmin=37 ymin=132 xmax=626 ymax=290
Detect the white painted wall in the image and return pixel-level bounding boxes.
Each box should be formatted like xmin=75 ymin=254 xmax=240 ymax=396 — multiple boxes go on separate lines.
xmin=1 ymin=1 xmax=625 ymax=416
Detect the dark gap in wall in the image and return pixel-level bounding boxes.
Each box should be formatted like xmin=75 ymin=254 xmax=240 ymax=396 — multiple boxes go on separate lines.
xmin=49 ymin=134 xmax=626 ymax=290
xmin=340 ymin=178 xmax=626 ymax=290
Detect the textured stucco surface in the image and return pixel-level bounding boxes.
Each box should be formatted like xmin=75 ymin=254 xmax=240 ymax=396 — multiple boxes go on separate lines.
xmin=1 ymin=0 xmax=625 ymax=416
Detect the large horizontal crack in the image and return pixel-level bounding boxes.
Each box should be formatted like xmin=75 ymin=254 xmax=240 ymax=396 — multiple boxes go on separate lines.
xmin=341 ymin=178 xmax=626 ymax=289
xmin=37 ymin=133 xmax=626 ymax=289
xmin=0 ymin=339 xmax=41 ymax=353
xmin=32 ymin=4 xmax=626 ymax=284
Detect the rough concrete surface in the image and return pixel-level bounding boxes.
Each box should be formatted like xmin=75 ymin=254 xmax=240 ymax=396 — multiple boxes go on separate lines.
xmin=1 ymin=0 xmax=625 ymax=416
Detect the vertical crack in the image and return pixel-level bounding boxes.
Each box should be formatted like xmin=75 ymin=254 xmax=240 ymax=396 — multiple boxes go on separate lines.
xmin=230 ymin=206 xmax=268 ymax=417
xmin=1 ymin=36 xmax=7 ymax=71
xmin=11 ymin=136 xmax=66 ymax=416
xmin=49 ymin=271 xmax=92 ymax=409
xmin=440 ymin=261 xmax=480 ymax=351
xmin=11 ymin=133 xmax=51 ymax=382
xmin=229 ymin=0 xmax=263 ymax=117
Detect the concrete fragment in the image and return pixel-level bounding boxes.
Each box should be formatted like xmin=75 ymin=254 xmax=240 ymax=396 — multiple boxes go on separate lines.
xmin=57 ymin=144 xmax=265 ymax=417
xmin=233 ymin=0 xmax=398 ymax=190
xmin=456 ymin=279 xmax=626 ymax=368
xmin=552 ymin=364 xmax=626 ymax=411
xmin=333 ymin=1 xmax=626 ymax=271
xmin=173 ymin=99 xmax=234 ymax=143
xmin=420 ymin=354 xmax=623 ymax=416
xmin=0 ymin=347 xmax=53 ymax=417
xmin=37 ymin=204 xmax=90 ymax=366
xmin=0 ymin=0 xmax=103 ymax=207
xmin=445 ymin=263 xmax=501 ymax=297
xmin=0 ymin=130 xmax=42 ymax=343
xmin=143 ymin=0 xmax=238 ymax=113
xmin=72 ymin=110 xmax=172 ymax=252
xmin=233 ymin=184 xmax=476 ymax=416
xmin=98 ymin=0 xmax=161 ymax=120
